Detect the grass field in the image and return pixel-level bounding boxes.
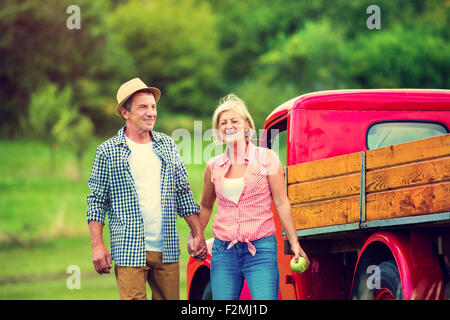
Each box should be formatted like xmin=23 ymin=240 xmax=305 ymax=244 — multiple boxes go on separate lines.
xmin=0 ymin=137 xmax=214 ymax=300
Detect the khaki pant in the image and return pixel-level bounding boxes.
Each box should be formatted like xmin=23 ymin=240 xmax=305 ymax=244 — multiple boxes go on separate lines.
xmin=114 ymin=251 xmax=180 ymax=300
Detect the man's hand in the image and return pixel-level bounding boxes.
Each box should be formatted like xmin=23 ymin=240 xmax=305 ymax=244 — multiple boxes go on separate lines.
xmin=188 ymin=231 xmax=207 ymax=262
xmin=184 ymin=214 xmax=207 ymax=262
xmin=89 ymin=221 xmax=112 ymax=274
xmin=92 ymin=243 xmax=112 ymax=274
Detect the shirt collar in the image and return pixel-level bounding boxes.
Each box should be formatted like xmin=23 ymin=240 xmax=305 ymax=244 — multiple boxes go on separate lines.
xmin=217 ymin=141 xmax=257 ymax=167
xmin=115 ymin=126 xmax=160 ymax=146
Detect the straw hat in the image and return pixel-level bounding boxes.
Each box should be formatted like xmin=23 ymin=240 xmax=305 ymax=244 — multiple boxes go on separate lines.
xmin=115 ymin=77 xmax=161 ymax=116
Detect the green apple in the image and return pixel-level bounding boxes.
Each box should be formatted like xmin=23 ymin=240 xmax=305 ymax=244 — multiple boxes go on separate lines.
xmin=290 ymin=257 xmax=308 ymax=273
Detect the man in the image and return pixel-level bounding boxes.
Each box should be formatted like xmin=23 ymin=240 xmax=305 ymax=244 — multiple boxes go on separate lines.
xmin=87 ymin=77 xmax=206 ymax=300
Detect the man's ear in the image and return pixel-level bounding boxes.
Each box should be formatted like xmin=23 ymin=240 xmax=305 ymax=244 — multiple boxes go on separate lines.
xmin=120 ymin=107 xmax=128 ymax=120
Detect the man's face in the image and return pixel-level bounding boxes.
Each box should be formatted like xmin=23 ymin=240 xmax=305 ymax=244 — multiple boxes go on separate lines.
xmin=121 ymin=92 xmax=157 ymax=133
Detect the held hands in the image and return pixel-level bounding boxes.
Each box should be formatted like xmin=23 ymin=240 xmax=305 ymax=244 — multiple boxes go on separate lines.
xmin=188 ymin=231 xmax=207 ymax=262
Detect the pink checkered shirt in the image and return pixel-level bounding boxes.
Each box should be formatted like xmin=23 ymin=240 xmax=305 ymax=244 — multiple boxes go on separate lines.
xmin=209 ymin=142 xmax=277 ymax=255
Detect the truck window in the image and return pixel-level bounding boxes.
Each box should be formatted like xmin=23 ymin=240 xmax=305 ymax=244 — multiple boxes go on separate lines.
xmin=270 ymin=129 xmax=287 ymax=167
xmin=367 ymin=121 xmax=448 ymax=149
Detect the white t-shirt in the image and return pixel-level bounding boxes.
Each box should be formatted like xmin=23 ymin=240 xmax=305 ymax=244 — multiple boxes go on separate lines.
xmin=222 ymin=177 xmax=245 ymax=204
xmin=125 ymin=136 xmax=163 ymax=252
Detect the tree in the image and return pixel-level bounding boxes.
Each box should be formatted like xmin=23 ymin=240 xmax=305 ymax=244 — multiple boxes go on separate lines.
xmin=258 ymin=19 xmax=345 ymax=92
xmin=28 ymin=83 xmax=94 ymax=178
xmin=52 ymin=108 xmax=94 ymax=179
xmin=113 ymin=0 xmax=225 ymax=116
xmin=28 ymin=84 xmax=72 ymax=170
xmin=342 ymin=27 xmax=450 ymax=89
xmin=0 ymin=0 xmax=132 ymax=136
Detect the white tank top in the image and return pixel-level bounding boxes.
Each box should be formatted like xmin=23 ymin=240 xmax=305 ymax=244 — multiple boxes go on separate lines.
xmin=222 ymin=177 xmax=245 ymax=204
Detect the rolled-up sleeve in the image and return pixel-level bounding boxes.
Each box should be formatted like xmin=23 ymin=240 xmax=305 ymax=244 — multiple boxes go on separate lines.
xmin=86 ymin=146 xmax=110 ymax=224
xmin=173 ymin=145 xmax=200 ymax=218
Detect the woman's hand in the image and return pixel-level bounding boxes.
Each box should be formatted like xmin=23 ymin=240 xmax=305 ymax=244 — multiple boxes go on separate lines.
xmin=188 ymin=231 xmax=207 ymax=262
xmin=290 ymin=241 xmax=310 ymax=267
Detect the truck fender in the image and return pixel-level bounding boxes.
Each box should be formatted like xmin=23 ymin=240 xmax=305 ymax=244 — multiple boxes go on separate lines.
xmin=186 ymin=239 xmax=213 ymax=300
xmin=351 ymin=231 xmax=445 ymax=299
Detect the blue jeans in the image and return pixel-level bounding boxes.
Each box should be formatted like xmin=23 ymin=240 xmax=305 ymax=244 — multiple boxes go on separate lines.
xmin=210 ymin=235 xmax=279 ymax=300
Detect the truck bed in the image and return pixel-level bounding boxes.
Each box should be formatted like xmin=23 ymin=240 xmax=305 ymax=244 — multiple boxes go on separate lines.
xmin=287 ymin=134 xmax=450 ymax=237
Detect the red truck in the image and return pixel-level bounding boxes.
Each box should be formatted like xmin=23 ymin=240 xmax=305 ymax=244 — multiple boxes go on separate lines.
xmin=187 ymin=89 xmax=450 ymax=300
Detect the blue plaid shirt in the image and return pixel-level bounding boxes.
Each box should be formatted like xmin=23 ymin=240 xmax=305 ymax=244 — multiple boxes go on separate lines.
xmin=87 ymin=127 xmax=199 ymax=266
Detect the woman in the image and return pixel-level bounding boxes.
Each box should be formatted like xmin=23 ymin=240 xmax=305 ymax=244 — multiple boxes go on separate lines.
xmin=197 ymin=94 xmax=309 ymax=300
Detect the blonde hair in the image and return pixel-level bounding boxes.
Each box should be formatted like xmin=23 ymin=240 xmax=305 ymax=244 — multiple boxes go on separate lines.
xmin=212 ymin=94 xmax=256 ymax=144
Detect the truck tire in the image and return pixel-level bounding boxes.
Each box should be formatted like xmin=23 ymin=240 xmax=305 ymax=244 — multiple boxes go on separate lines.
xmin=352 ymin=259 xmax=404 ymax=300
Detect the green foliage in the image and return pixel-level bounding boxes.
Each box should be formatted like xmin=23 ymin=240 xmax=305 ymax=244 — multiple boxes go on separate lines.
xmin=113 ymin=0 xmax=225 ymax=116
xmin=209 ymin=0 xmax=314 ymax=81
xmin=0 ymin=0 xmax=132 ymax=136
xmin=343 ymin=27 xmax=450 ymax=88
xmin=28 ymin=84 xmax=72 ymax=143
xmin=1 ymin=0 xmax=449 ymax=133
xmin=28 ymin=83 xmax=94 ymax=177
xmin=53 ymin=110 xmax=94 ymax=176
xmin=258 ymin=19 xmax=345 ymax=92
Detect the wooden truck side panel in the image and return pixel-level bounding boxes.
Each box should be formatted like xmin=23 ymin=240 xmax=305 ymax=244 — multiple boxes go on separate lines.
xmin=288 ymin=134 xmax=450 ymax=232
